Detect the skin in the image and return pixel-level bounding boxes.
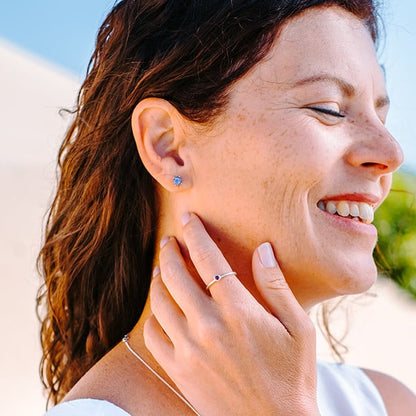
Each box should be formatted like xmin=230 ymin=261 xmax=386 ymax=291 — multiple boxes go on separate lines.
xmin=140 ymin=6 xmax=403 ymax=311
xmin=62 ymin=6 xmax=416 ymax=415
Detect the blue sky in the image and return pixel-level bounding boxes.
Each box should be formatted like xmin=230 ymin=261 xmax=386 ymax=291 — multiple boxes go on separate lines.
xmin=1 ymin=0 xmax=415 ymax=172
xmin=0 ymin=0 xmax=115 ymax=77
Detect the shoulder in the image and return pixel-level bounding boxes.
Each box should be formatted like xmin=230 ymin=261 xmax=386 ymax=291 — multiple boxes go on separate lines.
xmin=363 ymin=368 xmax=416 ymax=416
xmin=45 ymin=398 xmax=131 ymax=416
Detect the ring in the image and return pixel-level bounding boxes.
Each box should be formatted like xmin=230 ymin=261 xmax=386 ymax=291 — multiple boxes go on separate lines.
xmin=206 ymin=271 xmax=237 ymax=291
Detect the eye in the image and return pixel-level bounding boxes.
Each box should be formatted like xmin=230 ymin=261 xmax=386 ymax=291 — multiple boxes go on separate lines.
xmin=306 ymin=106 xmax=345 ymax=118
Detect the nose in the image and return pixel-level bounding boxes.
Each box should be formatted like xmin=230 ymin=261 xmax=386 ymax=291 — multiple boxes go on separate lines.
xmin=345 ymin=118 xmax=404 ymax=177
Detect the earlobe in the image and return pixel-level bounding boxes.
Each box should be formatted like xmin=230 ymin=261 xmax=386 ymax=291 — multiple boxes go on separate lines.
xmin=131 ymin=98 xmax=191 ymax=191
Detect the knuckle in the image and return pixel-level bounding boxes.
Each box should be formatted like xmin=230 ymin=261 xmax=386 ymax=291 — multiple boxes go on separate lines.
xmin=222 ymin=301 xmax=250 ymax=325
xmin=178 ymin=338 xmax=209 ymax=375
xmin=149 ymin=279 xmax=162 ymax=304
xmin=179 ymin=339 xmax=197 ymax=363
xmin=196 ymin=315 xmax=222 ymax=343
xmin=161 ymin=259 xmax=180 ymax=281
xmin=143 ymin=316 xmax=157 ymax=345
xmin=266 ymin=274 xmax=290 ymax=291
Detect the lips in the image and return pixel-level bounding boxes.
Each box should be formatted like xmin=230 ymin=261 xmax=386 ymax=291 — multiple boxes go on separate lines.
xmin=317 ymin=199 xmax=374 ymax=224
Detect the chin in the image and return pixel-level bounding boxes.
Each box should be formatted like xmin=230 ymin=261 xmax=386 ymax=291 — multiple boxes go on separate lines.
xmin=287 ymin=243 xmax=379 ymax=308
xmin=332 ymin=257 xmax=378 ymax=297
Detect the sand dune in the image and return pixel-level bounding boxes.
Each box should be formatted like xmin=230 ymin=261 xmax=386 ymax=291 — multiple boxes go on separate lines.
xmin=0 ymin=39 xmax=414 ymax=415
xmin=0 ymin=39 xmax=79 ymax=415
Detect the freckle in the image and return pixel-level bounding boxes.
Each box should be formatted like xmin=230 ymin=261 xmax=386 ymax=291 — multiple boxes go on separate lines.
xmin=237 ymin=114 xmax=246 ymax=122
xmin=262 ymin=178 xmax=271 ymax=192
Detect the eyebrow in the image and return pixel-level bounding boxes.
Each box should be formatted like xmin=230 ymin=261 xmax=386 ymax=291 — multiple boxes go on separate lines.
xmin=290 ymin=74 xmax=390 ymax=109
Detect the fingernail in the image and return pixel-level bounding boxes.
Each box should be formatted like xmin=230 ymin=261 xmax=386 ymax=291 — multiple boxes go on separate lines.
xmin=160 ymin=236 xmax=169 ymax=248
xmin=152 ymin=265 xmax=160 ymax=277
xmin=258 ymin=242 xmax=277 ymax=268
xmin=181 ymin=212 xmax=191 ymax=226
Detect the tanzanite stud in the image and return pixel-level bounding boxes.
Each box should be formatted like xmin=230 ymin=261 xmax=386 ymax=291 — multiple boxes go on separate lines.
xmin=173 ymin=176 xmax=182 ymax=186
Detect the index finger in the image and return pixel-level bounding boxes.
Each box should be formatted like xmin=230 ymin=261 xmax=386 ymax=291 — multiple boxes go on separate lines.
xmin=180 ymin=212 xmax=248 ymax=302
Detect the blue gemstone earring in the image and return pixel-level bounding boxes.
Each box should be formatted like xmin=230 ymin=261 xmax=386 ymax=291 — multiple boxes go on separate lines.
xmin=173 ymin=176 xmax=182 ymax=186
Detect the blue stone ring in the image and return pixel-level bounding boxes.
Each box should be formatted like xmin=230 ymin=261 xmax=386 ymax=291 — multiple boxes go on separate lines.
xmin=206 ymin=271 xmax=237 ymax=291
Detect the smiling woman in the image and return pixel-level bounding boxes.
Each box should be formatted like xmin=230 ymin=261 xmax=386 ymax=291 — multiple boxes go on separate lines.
xmin=38 ymin=1 xmax=416 ymax=415
xmin=177 ymin=8 xmax=403 ymax=311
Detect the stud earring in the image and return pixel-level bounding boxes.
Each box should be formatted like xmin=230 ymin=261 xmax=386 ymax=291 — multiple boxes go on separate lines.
xmin=173 ymin=176 xmax=182 ymax=186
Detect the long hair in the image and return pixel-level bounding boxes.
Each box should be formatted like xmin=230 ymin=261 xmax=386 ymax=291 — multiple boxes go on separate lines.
xmin=37 ymin=0 xmax=379 ymax=405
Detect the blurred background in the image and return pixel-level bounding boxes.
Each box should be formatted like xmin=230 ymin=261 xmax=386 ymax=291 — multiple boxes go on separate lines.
xmin=0 ymin=1 xmax=415 ymax=414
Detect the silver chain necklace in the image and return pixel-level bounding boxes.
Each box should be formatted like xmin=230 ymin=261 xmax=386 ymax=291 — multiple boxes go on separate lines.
xmin=123 ymin=334 xmax=201 ymax=416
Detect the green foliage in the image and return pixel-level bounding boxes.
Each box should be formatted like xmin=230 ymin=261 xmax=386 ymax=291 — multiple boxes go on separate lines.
xmin=374 ymin=170 xmax=416 ymax=299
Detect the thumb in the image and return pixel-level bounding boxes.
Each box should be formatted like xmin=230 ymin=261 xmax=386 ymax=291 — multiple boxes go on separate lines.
xmin=252 ymin=243 xmax=306 ymax=331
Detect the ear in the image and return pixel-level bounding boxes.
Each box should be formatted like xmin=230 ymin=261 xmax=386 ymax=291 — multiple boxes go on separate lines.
xmin=131 ymin=98 xmax=192 ymax=191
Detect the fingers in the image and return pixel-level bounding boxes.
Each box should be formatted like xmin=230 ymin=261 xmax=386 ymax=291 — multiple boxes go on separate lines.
xmin=158 ymin=236 xmax=210 ymax=318
xmin=180 ymin=213 xmax=247 ymax=302
xmin=149 ymin=269 xmax=187 ymax=344
xmin=158 ymin=212 xmax=307 ymax=338
xmin=252 ymin=242 xmax=312 ymax=336
xmin=143 ymin=315 xmax=174 ymax=373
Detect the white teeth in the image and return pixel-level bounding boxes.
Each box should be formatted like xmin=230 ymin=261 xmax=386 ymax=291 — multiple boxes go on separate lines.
xmin=326 ymin=201 xmax=337 ymax=215
xmin=350 ymin=203 xmax=360 ymax=218
xmin=359 ymin=202 xmax=374 ymax=223
xmin=319 ymin=200 xmax=374 ymax=224
xmin=337 ymin=201 xmax=350 ymax=217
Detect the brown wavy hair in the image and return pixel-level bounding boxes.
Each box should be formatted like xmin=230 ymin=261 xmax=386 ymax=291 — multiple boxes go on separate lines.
xmin=37 ymin=0 xmax=380 ymax=406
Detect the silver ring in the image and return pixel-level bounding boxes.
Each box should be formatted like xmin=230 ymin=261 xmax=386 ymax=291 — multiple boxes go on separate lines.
xmin=206 ymin=271 xmax=237 ymax=291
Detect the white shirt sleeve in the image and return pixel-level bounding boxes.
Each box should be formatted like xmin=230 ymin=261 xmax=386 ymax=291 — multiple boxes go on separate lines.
xmin=45 ymin=399 xmax=131 ymax=416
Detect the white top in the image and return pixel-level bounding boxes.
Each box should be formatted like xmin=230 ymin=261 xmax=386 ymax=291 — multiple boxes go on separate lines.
xmin=316 ymin=361 xmax=387 ymax=415
xmin=45 ymin=398 xmax=130 ymax=416
xmin=45 ymin=361 xmax=387 ymax=415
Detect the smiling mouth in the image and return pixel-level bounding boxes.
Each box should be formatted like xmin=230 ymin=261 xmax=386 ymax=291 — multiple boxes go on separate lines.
xmin=317 ymin=200 xmax=374 ymax=224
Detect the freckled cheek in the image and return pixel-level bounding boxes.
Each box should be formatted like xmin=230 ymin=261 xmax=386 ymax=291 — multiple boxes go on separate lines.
xmin=215 ymin=119 xmax=339 ymax=204
xmin=261 ymin=128 xmax=336 ymax=188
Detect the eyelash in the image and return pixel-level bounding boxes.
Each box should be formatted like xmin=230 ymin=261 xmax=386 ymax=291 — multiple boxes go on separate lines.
xmin=308 ymin=106 xmax=345 ymax=118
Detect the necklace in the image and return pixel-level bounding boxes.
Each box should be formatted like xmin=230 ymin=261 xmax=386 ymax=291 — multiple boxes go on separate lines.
xmin=122 ymin=334 xmax=201 ymax=416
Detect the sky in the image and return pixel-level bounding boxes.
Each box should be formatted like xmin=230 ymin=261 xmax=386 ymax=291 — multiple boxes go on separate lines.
xmin=0 ymin=0 xmax=415 ymax=172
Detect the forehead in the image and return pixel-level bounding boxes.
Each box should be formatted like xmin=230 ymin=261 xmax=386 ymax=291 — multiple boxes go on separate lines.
xmin=236 ymin=6 xmax=386 ymax=99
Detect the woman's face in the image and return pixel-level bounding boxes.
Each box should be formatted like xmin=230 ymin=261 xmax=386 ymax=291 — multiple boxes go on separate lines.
xmin=183 ymin=6 xmax=403 ymax=308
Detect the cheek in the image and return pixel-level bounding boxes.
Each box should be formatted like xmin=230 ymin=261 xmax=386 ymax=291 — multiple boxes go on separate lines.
xmin=380 ymin=174 xmax=392 ymax=200
xmin=191 ymin=117 xmax=343 ymax=229
xmin=254 ymin=122 xmax=342 ymax=192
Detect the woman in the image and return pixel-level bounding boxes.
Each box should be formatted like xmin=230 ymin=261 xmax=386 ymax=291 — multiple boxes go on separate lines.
xmin=39 ymin=0 xmax=416 ymax=414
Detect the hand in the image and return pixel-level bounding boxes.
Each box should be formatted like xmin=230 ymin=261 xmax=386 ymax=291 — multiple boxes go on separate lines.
xmin=144 ymin=213 xmax=320 ymax=416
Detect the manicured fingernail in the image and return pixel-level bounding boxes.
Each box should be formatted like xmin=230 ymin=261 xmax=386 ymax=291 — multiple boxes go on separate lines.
xmin=160 ymin=236 xmax=169 ymax=248
xmin=152 ymin=265 xmax=160 ymax=277
xmin=181 ymin=212 xmax=191 ymax=226
xmin=258 ymin=242 xmax=277 ymax=268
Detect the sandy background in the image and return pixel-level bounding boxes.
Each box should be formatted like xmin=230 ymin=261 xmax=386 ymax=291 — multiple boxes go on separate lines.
xmin=0 ymin=40 xmax=415 ymax=415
